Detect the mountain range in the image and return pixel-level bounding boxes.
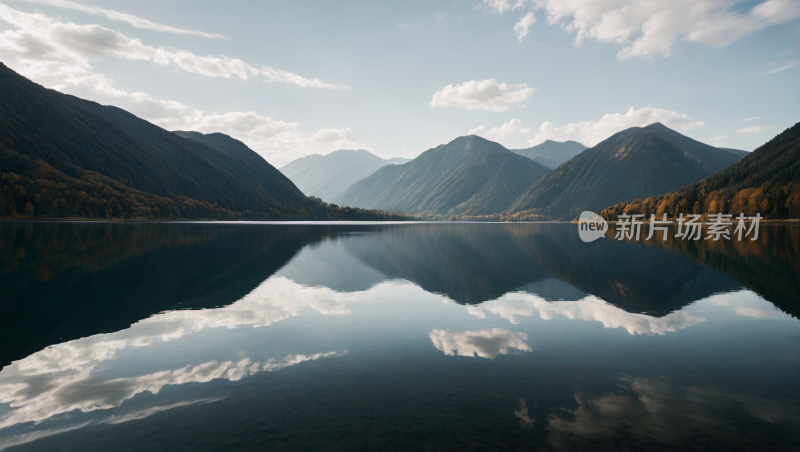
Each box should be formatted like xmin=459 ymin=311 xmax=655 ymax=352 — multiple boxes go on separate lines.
xmin=505 ymin=123 xmax=746 ymax=220
xmin=279 ymin=149 xmax=410 ymax=202
xmin=510 ymin=140 xmax=588 ymax=169
xmin=601 ymin=121 xmax=800 ymax=220
xmin=332 ymin=135 xmax=552 ymax=217
xmin=0 ymin=63 xmax=404 ymax=221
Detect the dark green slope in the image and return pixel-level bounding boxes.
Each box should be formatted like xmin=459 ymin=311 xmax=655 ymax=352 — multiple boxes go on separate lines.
xmin=507 ymin=123 xmax=744 ymax=220
xmin=279 ymin=149 xmax=397 ymax=202
xmin=510 ymin=140 xmax=587 ymax=169
xmin=332 ymin=135 xmax=552 ymax=217
xmin=0 ymin=62 xmax=311 ymax=216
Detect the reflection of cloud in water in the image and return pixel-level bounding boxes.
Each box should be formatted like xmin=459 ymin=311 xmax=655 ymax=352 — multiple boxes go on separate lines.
xmin=12 ymin=277 xmax=351 ymax=376
xmin=468 ymin=294 xmax=705 ymax=335
xmin=0 ymin=352 xmax=345 ymax=430
xmin=546 ymin=377 xmax=800 ymax=448
xmin=0 ymin=276 xmax=354 ymax=431
xmin=429 ymin=329 xmax=532 ymax=359
xmin=514 ymin=398 xmax=534 ymax=429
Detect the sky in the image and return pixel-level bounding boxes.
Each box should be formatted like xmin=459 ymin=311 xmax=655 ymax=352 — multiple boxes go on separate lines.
xmin=0 ymin=0 xmax=798 ymax=167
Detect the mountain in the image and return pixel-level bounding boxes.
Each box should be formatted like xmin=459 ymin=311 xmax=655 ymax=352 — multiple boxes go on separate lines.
xmin=510 ymin=140 xmax=587 ymax=169
xmin=280 ymin=149 xmax=407 ymax=202
xmin=386 ymin=157 xmax=412 ymax=165
xmin=601 ymin=122 xmax=800 ymax=220
xmin=332 ymin=135 xmax=552 ymax=217
xmin=0 ymin=63 xmax=405 ymax=221
xmin=506 ymin=123 xmax=745 ymax=220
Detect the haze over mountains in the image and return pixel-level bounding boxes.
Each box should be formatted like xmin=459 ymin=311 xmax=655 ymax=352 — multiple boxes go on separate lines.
xmin=510 ymin=140 xmax=588 ymax=169
xmin=505 ymin=123 xmax=746 ymax=220
xmin=333 ymin=135 xmax=552 ymax=217
xmin=279 ymin=150 xmax=410 ymax=202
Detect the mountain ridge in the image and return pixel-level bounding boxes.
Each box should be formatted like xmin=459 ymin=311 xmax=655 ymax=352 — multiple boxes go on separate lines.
xmin=333 ymin=135 xmax=552 ymax=217
xmin=505 ymin=122 xmax=744 ymax=220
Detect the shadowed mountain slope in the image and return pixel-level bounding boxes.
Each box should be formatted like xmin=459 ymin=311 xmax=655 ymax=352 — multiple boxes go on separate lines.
xmin=506 ymin=123 xmax=744 ymax=220
xmin=601 ymin=122 xmax=800 ymax=220
xmin=332 ymin=135 xmax=551 ymax=217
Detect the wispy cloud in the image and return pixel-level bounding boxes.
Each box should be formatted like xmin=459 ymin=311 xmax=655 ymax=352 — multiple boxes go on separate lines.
xmin=738 ymin=125 xmax=774 ymax=134
xmin=23 ymin=0 xmax=227 ymax=39
xmin=757 ymin=60 xmax=799 ymax=75
xmin=740 ymin=117 xmax=761 ymax=121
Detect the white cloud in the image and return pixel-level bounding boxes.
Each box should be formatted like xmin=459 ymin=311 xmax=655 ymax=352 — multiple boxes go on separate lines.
xmin=0 ymin=4 xmax=362 ymax=166
xmin=22 ymin=0 xmax=227 ymax=38
xmin=484 ymin=0 xmax=800 ymax=59
xmin=468 ymin=118 xmax=530 ymax=142
xmin=429 ymin=328 xmax=533 ymax=358
xmin=738 ymin=125 xmax=774 ymax=134
xmin=740 ymin=117 xmax=761 ymax=121
xmin=513 ymin=11 xmax=536 ymax=41
xmin=530 ymin=106 xmax=705 ymax=146
xmin=0 ymin=4 xmax=346 ymax=88
xmin=430 ymin=79 xmax=535 ymax=112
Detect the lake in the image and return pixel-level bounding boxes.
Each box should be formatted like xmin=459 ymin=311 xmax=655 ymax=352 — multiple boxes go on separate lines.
xmin=1 ymin=221 xmax=798 ymax=451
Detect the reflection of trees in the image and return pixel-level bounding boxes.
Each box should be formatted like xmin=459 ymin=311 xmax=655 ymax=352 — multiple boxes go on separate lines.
xmin=611 ymin=224 xmax=800 ymax=318
xmin=0 ymin=222 xmax=331 ymax=366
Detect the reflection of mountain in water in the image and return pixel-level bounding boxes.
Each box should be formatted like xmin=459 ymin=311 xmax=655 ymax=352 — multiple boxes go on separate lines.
xmin=328 ymin=223 xmax=742 ymax=315
xmin=510 ymin=224 xmax=744 ymax=316
xmin=3 ymin=221 xmax=794 ymax=367
xmin=275 ymin=234 xmax=390 ymax=292
xmin=0 ymin=223 xmax=330 ymax=366
xmin=338 ymin=224 xmax=557 ymax=304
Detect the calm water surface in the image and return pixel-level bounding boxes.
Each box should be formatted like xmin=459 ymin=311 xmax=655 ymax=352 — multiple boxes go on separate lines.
xmin=1 ymin=221 xmax=799 ymax=451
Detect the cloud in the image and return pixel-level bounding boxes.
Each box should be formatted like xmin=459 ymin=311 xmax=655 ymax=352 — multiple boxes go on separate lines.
xmin=741 ymin=117 xmax=761 ymax=121
xmin=484 ymin=0 xmax=800 ymax=59
xmin=429 ymin=328 xmax=533 ymax=359
xmin=530 ymin=106 xmax=705 ymax=146
xmin=0 ymin=4 xmax=362 ymax=166
xmin=0 ymin=4 xmax=346 ymax=88
xmin=22 ymin=0 xmax=227 ymax=39
xmin=468 ymin=118 xmax=530 ymax=142
xmin=470 ymin=107 xmax=704 ymax=147
xmin=430 ymin=79 xmax=535 ymax=112
xmin=757 ymin=60 xmax=799 ymax=75
xmin=513 ymin=11 xmax=536 ymax=41
xmin=738 ymin=125 xmax=774 ymax=134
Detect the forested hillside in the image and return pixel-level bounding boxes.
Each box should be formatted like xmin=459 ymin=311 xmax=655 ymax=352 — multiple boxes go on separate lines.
xmin=600 ymin=122 xmax=800 ymax=220
xmin=0 ymin=63 xmax=407 ymax=221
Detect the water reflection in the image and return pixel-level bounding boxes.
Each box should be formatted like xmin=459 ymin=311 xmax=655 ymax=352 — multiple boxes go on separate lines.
xmin=1 ymin=221 xmax=798 ymax=451
xmin=429 ymin=329 xmax=532 ymax=359
xmin=545 ymin=376 xmax=800 ymax=450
